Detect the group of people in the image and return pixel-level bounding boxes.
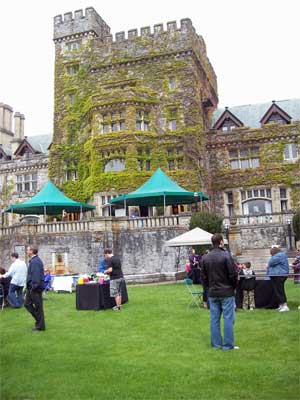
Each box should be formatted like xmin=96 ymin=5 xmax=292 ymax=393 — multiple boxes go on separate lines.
xmin=185 ymin=234 xmax=295 ymax=350
xmin=0 ymin=246 xmax=46 ymax=331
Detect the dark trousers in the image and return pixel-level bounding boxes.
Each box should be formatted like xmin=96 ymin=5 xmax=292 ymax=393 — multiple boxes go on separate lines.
xmin=25 ymin=289 xmax=45 ymax=330
xmin=270 ymin=276 xmax=287 ymax=305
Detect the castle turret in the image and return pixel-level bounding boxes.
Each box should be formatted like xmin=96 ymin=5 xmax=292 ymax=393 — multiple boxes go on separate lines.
xmin=53 ymin=7 xmax=110 ymax=42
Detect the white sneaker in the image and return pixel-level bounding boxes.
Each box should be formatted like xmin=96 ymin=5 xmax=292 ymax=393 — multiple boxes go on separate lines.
xmin=250 ymin=307 xmax=254 ymax=311
xmin=276 ymin=305 xmax=283 ymax=311
xmin=234 ymin=346 xmax=240 ymax=350
xmin=279 ymin=305 xmax=289 ymax=312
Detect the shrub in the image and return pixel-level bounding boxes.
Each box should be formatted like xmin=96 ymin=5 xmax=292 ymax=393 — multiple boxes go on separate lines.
xmin=189 ymin=211 xmax=224 ymax=233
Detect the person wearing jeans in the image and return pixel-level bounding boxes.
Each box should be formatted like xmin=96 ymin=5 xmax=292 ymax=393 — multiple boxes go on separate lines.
xmin=201 ymin=233 xmax=238 ymax=350
xmin=0 ymin=253 xmax=27 ymax=308
xmin=267 ymin=246 xmax=290 ymax=312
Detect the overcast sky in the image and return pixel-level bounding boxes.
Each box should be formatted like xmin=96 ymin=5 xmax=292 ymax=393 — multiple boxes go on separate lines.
xmin=0 ymin=0 xmax=299 ymax=136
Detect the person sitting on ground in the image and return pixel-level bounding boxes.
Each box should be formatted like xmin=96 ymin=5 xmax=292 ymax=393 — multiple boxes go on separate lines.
xmin=44 ymin=269 xmax=52 ymax=291
xmin=267 ymin=246 xmax=290 ymax=312
xmin=239 ymin=262 xmax=256 ymax=310
xmin=291 ymin=248 xmax=300 ymax=285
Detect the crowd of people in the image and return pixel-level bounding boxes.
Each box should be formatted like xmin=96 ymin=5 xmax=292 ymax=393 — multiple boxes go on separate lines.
xmin=185 ymin=236 xmax=298 ymax=350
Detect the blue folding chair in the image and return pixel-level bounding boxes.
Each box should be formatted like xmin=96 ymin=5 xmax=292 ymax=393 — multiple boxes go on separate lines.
xmin=184 ymin=278 xmax=203 ymax=309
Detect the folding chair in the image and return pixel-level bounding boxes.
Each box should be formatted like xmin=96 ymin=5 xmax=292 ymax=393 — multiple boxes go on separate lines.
xmin=184 ymin=278 xmax=203 ymax=309
xmin=0 ymin=284 xmax=5 ymax=311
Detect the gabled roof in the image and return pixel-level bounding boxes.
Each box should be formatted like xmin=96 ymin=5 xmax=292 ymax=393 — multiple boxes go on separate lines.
xmin=212 ymin=98 xmax=300 ymax=129
xmin=0 ymin=144 xmax=12 ymax=159
xmin=260 ymin=101 xmax=292 ymax=124
xmin=14 ymin=134 xmax=52 ymax=156
xmin=110 ymin=168 xmax=209 ymax=206
xmin=212 ymin=108 xmax=244 ymax=130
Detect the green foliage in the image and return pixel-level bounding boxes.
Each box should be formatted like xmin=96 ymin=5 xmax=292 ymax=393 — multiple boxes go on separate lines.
xmin=189 ymin=211 xmax=224 ymax=234
xmin=292 ymin=211 xmax=300 ymax=241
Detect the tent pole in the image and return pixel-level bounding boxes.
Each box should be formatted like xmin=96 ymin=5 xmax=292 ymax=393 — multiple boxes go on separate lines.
xmin=124 ymin=198 xmax=127 ymax=217
xmin=44 ymin=205 xmax=46 ymax=223
xmin=80 ymin=205 xmax=83 ymax=220
xmin=200 ymin=193 xmax=203 ymax=211
xmin=163 ymin=194 xmax=166 ymax=216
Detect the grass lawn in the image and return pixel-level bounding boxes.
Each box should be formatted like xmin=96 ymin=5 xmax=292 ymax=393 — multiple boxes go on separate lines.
xmin=0 ymin=280 xmax=299 ymax=400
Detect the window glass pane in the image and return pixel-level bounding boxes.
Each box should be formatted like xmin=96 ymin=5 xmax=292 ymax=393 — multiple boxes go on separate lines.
xmin=145 ymin=160 xmax=151 ymax=171
xmin=120 ymin=122 xmax=126 ymax=130
xmin=104 ymin=159 xmax=125 ymax=172
xmin=111 ymin=123 xmax=119 ymax=131
xmin=227 ymin=192 xmax=233 ymax=203
xmin=230 ymin=160 xmax=239 ymax=169
xmin=281 ymin=200 xmax=288 ymax=211
xmin=280 ymin=188 xmax=287 ymax=198
xmin=145 ymin=148 xmax=150 ymax=156
xmin=17 ymin=183 xmax=22 ymax=192
xmin=102 ymin=114 xmax=108 ymax=121
xmin=241 ymin=159 xmax=250 ymax=168
xmin=177 ymin=148 xmax=183 ymax=155
xmin=101 ymin=196 xmax=106 ymax=205
xmin=24 ymin=182 xmax=30 ymax=191
xmin=222 ymin=126 xmax=228 ymax=132
xmin=25 ymin=175 xmax=31 ymax=182
xmin=251 ymin=158 xmax=260 ymax=168
xmin=169 ymin=77 xmax=175 ymax=90
xmin=136 ymin=122 xmax=142 ymax=130
xmin=168 ymin=160 xmax=175 ymax=170
xmin=284 ymin=144 xmax=290 ymax=159
xmin=32 ymin=181 xmax=37 ymax=191
xmin=266 ymin=189 xmax=272 ymax=198
xmin=254 ymin=190 xmax=259 ymax=197
xmin=241 ymin=190 xmax=246 ymax=201
xmin=17 ymin=175 xmax=23 ymax=182
xmin=251 ymin=147 xmax=259 ymax=155
xmin=240 ymin=148 xmax=249 ymax=157
xmin=260 ymin=189 xmax=265 ymax=197
xmin=168 ymin=149 xmax=173 ymax=156
xmin=247 ymin=190 xmax=253 ymax=198
xmin=243 ymin=199 xmax=272 ymax=215
xmin=111 ymin=112 xmax=116 ymax=120
xmin=137 ymin=160 xmax=142 ymax=171
xmin=143 ymin=122 xmax=149 ymax=131
xmin=169 ymin=120 xmax=177 ymax=131
xmin=102 ymin=124 xmax=109 ymax=133
xmin=229 ymin=149 xmax=238 ymax=158
xmin=32 ymin=173 xmax=37 ymax=181
xmin=228 ymin=204 xmax=234 ymax=216
xmin=291 ymin=143 xmax=297 ymax=158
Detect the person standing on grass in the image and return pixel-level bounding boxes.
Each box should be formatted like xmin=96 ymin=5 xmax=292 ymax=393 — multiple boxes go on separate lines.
xmin=267 ymin=246 xmax=290 ymax=312
xmin=0 ymin=253 xmax=27 ymax=308
xmin=202 ymin=233 xmax=239 ymax=350
xmin=25 ymin=245 xmax=46 ymax=331
xmin=104 ymin=248 xmax=124 ymax=311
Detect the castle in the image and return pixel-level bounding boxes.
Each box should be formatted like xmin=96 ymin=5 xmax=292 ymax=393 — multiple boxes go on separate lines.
xmin=0 ymin=7 xmax=299 ymax=272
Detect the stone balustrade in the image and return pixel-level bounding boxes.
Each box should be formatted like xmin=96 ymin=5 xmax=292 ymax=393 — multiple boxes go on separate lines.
xmin=224 ymin=212 xmax=295 ymax=227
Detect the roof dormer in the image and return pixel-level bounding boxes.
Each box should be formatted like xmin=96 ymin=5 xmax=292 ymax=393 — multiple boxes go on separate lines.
xmin=14 ymin=138 xmax=38 ymax=158
xmin=212 ymin=107 xmax=244 ymax=131
xmin=260 ymin=101 xmax=291 ymax=126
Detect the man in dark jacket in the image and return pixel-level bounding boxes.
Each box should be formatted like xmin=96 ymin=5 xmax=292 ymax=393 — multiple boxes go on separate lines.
xmin=202 ymin=233 xmax=238 ymax=350
xmin=25 ymin=245 xmax=46 ymax=331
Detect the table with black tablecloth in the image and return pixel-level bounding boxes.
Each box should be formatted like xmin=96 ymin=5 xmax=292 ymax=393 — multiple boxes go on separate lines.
xmin=235 ymin=279 xmax=278 ymax=309
xmin=76 ymin=281 xmax=128 ymax=310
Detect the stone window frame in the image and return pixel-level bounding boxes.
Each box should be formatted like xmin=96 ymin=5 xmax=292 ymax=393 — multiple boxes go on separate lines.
xmin=137 ymin=148 xmax=151 ymax=171
xmin=65 ymin=169 xmax=78 ymax=182
xmin=135 ymin=110 xmax=150 ymax=131
xmin=283 ymin=143 xmax=298 ymax=161
xmin=16 ymin=172 xmax=38 ymax=193
xmin=66 ymin=64 xmax=79 ymax=76
xmin=229 ymin=146 xmax=260 ymax=169
xmin=100 ymin=110 xmax=126 ymax=134
xmin=240 ymin=187 xmax=273 ymax=215
xmin=279 ymin=187 xmax=288 ymax=211
xmin=65 ymin=40 xmax=82 ymax=52
xmin=226 ymin=191 xmax=234 ymax=217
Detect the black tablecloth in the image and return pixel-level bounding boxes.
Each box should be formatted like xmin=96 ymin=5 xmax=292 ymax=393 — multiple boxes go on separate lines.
xmin=76 ymin=281 xmax=128 ymax=310
xmin=235 ymin=279 xmax=278 ymax=309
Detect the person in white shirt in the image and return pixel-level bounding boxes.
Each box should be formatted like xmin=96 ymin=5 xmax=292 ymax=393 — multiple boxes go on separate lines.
xmin=0 ymin=252 xmax=27 ymax=308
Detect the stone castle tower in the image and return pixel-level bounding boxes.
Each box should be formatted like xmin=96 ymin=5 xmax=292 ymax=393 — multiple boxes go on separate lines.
xmin=50 ymin=7 xmax=218 ymax=202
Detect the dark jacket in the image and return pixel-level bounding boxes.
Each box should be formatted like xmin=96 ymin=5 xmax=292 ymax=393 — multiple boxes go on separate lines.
xmin=201 ymin=247 xmax=237 ymax=298
xmin=27 ymin=255 xmax=45 ymax=291
xmin=239 ymin=269 xmax=256 ymax=291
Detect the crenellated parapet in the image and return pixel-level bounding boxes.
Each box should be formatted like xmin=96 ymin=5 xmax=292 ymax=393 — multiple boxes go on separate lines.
xmin=53 ymin=7 xmax=110 ymax=42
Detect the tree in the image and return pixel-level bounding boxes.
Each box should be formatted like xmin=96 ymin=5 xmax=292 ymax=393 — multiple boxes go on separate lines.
xmin=189 ymin=211 xmax=223 ymax=234
xmin=292 ymin=211 xmax=300 ymax=242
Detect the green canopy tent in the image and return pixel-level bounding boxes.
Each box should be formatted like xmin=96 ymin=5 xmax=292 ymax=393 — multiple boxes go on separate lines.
xmin=5 ymin=180 xmax=95 ymax=218
xmin=110 ymin=168 xmax=209 ymax=214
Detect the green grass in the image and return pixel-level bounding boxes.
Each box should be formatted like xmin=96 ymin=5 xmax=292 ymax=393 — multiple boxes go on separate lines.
xmin=0 ymin=281 xmax=299 ymax=400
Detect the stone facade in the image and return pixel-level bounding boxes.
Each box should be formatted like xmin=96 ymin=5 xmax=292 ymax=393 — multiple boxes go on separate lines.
xmin=50 ymin=7 xmax=217 ymax=203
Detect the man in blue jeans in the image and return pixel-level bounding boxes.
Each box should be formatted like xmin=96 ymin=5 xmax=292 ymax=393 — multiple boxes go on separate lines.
xmin=202 ymin=233 xmax=239 ymax=350
xmin=0 ymin=252 xmax=27 ymax=308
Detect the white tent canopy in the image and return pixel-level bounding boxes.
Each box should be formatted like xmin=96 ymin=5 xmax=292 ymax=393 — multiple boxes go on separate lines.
xmin=165 ymin=227 xmax=228 ymax=247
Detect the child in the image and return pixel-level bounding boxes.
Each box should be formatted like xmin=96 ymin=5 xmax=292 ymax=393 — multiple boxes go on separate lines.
xmin=240 ymin=262 xmax=256 ymax=310
xmin=44 ymin=269 xmax=52 ymax=291
xmin=185 ymin=259 xmax=191 ymax=277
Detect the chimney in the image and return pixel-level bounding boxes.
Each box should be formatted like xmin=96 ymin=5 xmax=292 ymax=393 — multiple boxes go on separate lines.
xmin=14 ymin=112 xmax=25 ymax=140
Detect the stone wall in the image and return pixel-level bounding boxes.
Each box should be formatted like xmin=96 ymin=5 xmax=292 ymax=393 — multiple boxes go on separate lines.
xmin=0 ymin=222 xmax=188 ymax=275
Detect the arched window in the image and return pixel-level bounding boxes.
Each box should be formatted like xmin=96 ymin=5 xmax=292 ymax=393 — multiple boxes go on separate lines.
xmin=104 ymin=159 xmax=125 ymax=172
